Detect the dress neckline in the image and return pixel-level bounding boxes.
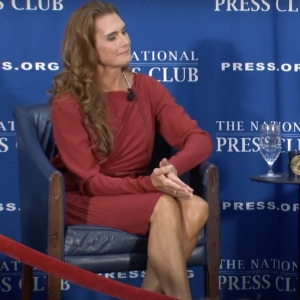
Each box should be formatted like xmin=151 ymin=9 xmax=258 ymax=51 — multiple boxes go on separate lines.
xmin=103 ymin=72 xmax=136 ymax=94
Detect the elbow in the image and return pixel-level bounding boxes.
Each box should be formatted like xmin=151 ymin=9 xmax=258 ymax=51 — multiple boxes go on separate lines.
xmin=207 ymin=135 xmax=214 ymax=156
xmin=78 ymin=177 xmax=95 ymax=196
xmin=198 ymin=133 xmax=213 ymax=162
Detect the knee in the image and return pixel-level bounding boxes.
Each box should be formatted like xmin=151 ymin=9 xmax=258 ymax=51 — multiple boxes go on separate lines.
xmin=150 ymin=194 xmax=179 ymax=223
xmin=185 ymin=195 xmax=209 ymax=224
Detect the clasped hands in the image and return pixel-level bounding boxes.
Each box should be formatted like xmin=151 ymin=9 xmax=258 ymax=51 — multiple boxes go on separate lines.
xmin=150 ymin=158 xmax=193 ymax=198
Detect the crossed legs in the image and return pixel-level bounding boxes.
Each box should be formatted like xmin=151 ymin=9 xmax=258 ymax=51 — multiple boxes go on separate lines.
xmin=141 ymin=194 xmax=209 ymax=299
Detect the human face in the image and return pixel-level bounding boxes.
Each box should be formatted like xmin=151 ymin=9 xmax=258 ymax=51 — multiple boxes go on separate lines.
xmin=94 ymin=13 xmax=131 ymax=68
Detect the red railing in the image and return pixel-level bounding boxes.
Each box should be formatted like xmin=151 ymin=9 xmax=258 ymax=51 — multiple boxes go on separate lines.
xmin=0 ymin=234 xmax=178 ymax=300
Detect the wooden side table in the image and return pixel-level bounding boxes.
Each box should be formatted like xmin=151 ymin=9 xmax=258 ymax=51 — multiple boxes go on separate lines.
xmin=250 ymin=173 xmax=300 ymax=299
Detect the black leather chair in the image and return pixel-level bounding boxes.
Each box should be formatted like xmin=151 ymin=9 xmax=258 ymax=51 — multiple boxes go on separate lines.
xmin=13 ymin=103 xmax=220 ymax=300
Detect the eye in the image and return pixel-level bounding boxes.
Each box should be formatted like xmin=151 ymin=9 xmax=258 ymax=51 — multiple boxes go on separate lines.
xmin=107 ymin=36 xmax=116 ymax=41
xmin=122 ymin=30 xmax=127 ymax=35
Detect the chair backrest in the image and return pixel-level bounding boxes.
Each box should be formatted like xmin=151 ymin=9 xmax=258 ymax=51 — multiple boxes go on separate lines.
xmin=15 ymin=103 xmax=56 ymax=159
xmin=13 ymin=103 xmax=64 ymax=254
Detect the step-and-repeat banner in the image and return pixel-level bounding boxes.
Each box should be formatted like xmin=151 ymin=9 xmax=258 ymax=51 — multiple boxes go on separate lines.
xmin=1 ymin=0 xmax=300 ymax=299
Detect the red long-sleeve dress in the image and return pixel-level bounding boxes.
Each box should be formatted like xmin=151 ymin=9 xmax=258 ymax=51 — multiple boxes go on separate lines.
xmin=51 ymin=73 xmax=213 ymax=235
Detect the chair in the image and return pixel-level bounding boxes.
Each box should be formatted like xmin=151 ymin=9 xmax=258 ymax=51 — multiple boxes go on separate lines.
xmin=13 ymin=103 xmax=220 ymax=300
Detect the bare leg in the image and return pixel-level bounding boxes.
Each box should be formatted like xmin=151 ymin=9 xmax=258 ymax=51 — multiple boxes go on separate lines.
xmin=144 ymin=194 xmax=192 ymax=299
xmin=141 ymin=195 xmax=209 ymax=295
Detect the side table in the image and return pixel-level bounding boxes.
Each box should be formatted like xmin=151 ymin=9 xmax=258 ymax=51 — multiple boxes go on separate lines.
xmin=250 ymin=173 xmax=300 ymax=298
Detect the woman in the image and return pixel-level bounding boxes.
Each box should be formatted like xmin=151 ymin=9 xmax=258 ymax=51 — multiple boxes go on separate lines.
xmin=49 ymin=1 xmax=213 ymax=299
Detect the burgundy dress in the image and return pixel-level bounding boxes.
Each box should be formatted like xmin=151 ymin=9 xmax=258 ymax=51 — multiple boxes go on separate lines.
xmin=51 ymin=73 xmax=213 ymax=235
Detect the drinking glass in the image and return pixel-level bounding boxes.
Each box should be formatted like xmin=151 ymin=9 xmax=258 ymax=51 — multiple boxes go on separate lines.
xmin=259 ymin=122 xmax=282 ymax=177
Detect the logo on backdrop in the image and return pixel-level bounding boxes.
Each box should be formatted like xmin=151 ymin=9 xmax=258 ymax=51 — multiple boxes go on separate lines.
xmin=1 ymin=50 xmax=199 ymax=82
xmin=222 ymin=200 xmax=298 ymax=213
xmin=216 ymin=120 xmax=300 ymax=153
xmin=219 ymin=258 xmax=297 ymax=293
xmin=0 ymin=262 xmax=194 ymax=294
xmin=221 ymin=62 xmax=300 ymax=73
xmin=0 ymin=203 xmax=18 ymax=212
xmin=215 ymin=0 xmax=300 ymax=12
xmin=0 ymin=259 xmax=70 ymax=293
xmin=3 ymin=60 xmax=300 ymax=73
xmin=0 ymin=0 xmax=63 ymax=11
xmin=1 ymin=62 xmax=59 ymax=72
xmin=130 ymin=50 xmax=199 ymax=83
xmin=98 ymin=270 xmax=195 ymax=279
xmin=217 ymin=120 xmax=300 ymax=214
xmin=0 ymin=121 xmax=16 ymax=153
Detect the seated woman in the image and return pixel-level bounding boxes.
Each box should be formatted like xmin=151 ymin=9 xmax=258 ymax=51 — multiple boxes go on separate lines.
xmin=49 ymin=1 xmax=213 ymax=299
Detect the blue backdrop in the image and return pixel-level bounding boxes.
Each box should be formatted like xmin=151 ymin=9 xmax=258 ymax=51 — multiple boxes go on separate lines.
xmin=1 ymin=0 xmax=300 ymax=299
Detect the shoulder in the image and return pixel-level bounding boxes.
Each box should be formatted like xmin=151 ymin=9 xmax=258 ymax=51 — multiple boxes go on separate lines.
xmin=134 ymin=72 xmax=159 ymax=85
xmin=134 ymin=72 xmax=168 ymax=94
xmin=51 ymin=92 xmax=83 ymax=119
xmin=52 ymin=92 xmax=78 ymax=107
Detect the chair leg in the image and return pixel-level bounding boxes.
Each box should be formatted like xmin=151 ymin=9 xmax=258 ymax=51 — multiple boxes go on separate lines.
xmin=22 ymin=263 xmax=33 ymax=300
xmin=47 ymin=275 xmax=61 ymax=300
xmin=204 ymin=265 xmax=219 ymax=300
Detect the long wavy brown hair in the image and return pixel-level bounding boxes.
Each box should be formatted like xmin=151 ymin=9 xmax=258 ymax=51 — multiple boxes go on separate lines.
xmin=49 ymin=1 xmax=119 ymax=162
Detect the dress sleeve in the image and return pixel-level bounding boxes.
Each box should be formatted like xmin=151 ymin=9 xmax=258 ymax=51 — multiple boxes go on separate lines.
xmin=51 ymin=95 xmax=156 ymax=196
xmin=150 ymin=79 xmax=213 ymax=176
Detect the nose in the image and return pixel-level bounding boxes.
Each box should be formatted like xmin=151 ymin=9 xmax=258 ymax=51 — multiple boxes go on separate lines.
xmin=120 ymin=33 xmax=130 ymax=47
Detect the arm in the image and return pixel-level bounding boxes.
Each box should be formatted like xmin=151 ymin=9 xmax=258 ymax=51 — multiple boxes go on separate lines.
xmin=51 ymin=95 xmax=156 ymax=196
xmin=151 ymin=79 xmax=213 ymax=176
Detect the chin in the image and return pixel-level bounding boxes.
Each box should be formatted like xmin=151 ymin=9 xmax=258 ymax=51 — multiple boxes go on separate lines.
xmin=119 ymin=57 xmax=132 ymax=68
xmin=107 ymin=56 xmax=131 ymax=69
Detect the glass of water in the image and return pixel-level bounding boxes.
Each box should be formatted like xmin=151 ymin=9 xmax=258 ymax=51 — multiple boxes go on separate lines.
xmin=259 ymin=122 xmax=282 ymax=177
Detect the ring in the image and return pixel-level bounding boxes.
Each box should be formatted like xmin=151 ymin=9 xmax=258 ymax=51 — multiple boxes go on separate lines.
xmin=172 ymin=190 xmax=177 ymax=195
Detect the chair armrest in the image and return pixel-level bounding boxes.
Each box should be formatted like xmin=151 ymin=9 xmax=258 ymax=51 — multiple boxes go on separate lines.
xmin=190 ymin=161 xmax=218 ymax=200
xmin=190 ymin=160 xmax=220 ymax=272
xmin=13 ymin=107 xmax=64 ymax=260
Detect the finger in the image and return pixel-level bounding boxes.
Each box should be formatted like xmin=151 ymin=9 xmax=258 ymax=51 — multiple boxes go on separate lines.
xmin=168 ymin=190 xmax=193 ymax=198
xmin=162 ymin=158 xmax=169 ymax=164
xmin=156 ymin=187 xmax=191 ymax=198
xmin=160 ymin=161 xmax=178 ymax=177
xmin=162 ymin=178 xmax=193 ymax=196
xmin=152 ymin=167 xmax=193 ymax=196
xmin=158 ymin=185 xmax=192 ymax=197
xmin=168 ymin=189 xmax=193 ymax=198
xmin=168 ymin=174 xmax=188 ymax=187
xmin=160 ymin=165 xmax=174 ymax=174
xmin=159 ymin=158 xmax=169 ymax=168
xmin=175 ymin=194 xmax=194 ymax=200
xmin=156 ymin=180 xmax=193 ymax=197
xmin=153 ymin=165 xmax=172 ymax=176
xmin=168 ymin=174 xmax=194 ymax=192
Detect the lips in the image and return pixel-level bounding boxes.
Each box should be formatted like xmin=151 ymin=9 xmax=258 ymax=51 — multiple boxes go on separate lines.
xmin=118 ymin=49 xmax=129 ymax=55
